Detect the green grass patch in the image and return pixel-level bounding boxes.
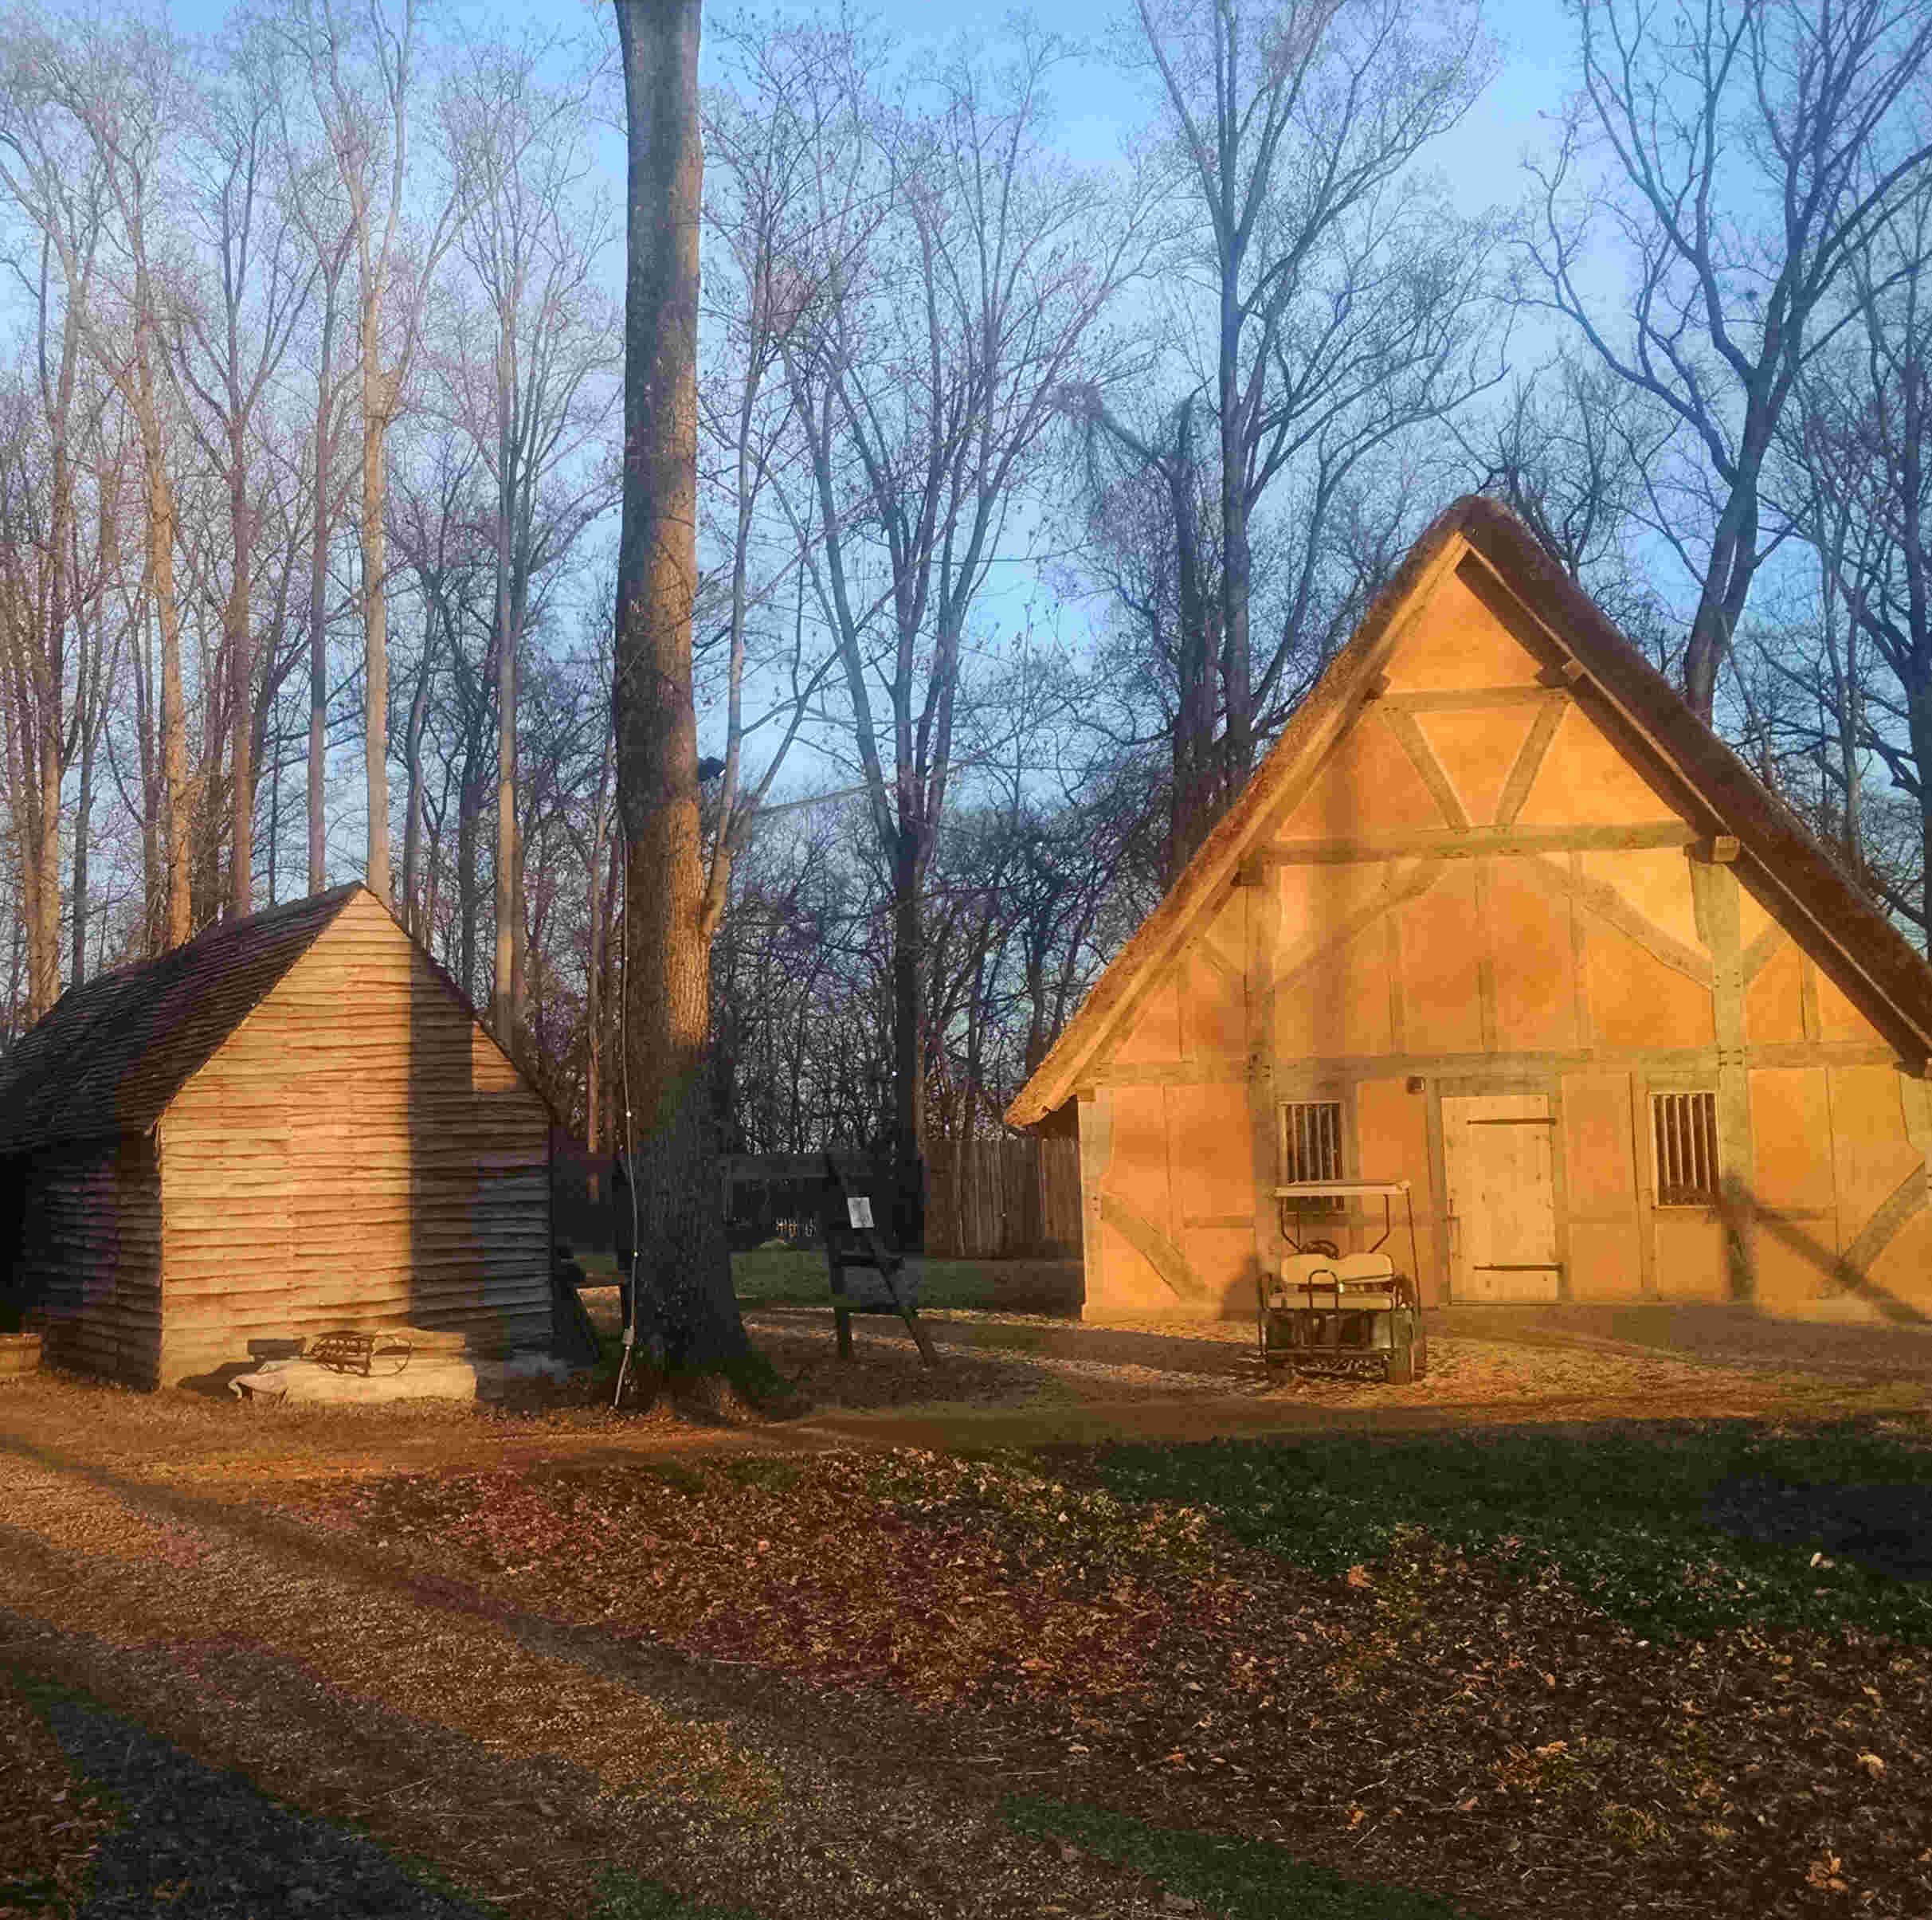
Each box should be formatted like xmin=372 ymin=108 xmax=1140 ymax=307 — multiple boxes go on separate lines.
xmin=729 ymin=1248 xmax=999 ymax=1310
xmin=570 ymin=1245 xmax=1013 ymax=1314
xmin=575 ymin=1246 xmax=1002 ymax=1310
xmin=1004 ymin=1799 xmax=1473 ymax=1918
xmin=590 ymin=1868 xmax=766 ymax=1919
xmin=1095 ymin=1420 xmax=1932 ymax=1640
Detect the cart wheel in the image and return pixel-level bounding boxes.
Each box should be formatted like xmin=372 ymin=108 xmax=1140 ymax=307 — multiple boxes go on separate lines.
xmin=1385 ymin=1314 xmax=1421 ymax=1384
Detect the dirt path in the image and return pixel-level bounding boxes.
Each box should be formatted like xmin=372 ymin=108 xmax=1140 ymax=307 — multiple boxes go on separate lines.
xmin=0 ymin=1422 xmax=1187 ymax=1920
xmin=1436 ymin=1301 xmax=1932 ymax=1383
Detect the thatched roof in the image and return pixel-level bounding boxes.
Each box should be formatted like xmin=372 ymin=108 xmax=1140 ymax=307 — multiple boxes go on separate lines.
xmin=0 ymin=886 xmax=363 ymax=1150
xmin=1006 ymin=495 xmax=1932 ymax=1130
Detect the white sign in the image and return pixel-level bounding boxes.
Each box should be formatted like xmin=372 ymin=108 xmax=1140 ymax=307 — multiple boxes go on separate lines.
xmin=846 ymin=1196 xmax=875 ymax=1229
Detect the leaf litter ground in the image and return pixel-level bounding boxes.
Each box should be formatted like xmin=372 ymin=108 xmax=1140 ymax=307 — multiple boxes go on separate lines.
xmin=4 ymin=1317 xmax=1932 ymax=1920
xmin=295 ymin=1420 xmax=1932 ymax=1919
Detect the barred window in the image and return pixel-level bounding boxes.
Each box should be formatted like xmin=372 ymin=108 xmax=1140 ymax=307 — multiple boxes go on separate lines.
xmin=1280 ymin=1101 xmax=1345 ymax=1183
xmin=1652 ymin=1091 xmax=1720 ymax=1205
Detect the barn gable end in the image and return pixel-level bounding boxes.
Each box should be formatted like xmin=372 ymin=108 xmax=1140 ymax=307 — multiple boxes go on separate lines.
xmin=1011 ymin=499 xmax=1932 ymax=1327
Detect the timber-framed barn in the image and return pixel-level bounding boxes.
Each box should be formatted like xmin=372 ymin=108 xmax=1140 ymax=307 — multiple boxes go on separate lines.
xmin=0 ymin=884 xmax=553 ymax=1385
xmin=1007 ymin=497 xmax=1932 ymax=1325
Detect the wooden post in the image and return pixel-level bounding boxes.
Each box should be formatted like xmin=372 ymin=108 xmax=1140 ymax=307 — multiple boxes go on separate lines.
xmin=830 ymin=1265 xmax=853 ymax=1361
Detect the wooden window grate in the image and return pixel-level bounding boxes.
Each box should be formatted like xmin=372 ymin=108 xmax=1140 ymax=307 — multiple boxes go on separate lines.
xmin=1652 ymin=1091 xmax=1720 ymax=1206
xmin=1280 ymin=1101 xmax=1345 ymax=1183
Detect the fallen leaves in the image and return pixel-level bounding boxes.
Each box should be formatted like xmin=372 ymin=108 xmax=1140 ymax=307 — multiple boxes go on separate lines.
xmin=285 ymin=1435 xmax=1932 ymax=1920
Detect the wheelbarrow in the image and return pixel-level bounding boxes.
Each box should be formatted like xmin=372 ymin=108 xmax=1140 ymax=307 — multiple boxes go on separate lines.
xmin=1258 ymin=1179 xmax=1428 ymax=1382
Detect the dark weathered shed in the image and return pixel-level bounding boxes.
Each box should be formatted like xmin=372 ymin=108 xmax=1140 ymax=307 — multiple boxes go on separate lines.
xmin=0 ymin=884 xmax=551 ymax=1385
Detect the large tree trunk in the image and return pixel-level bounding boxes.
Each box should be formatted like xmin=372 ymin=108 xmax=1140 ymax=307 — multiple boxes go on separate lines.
xmin=613 ymin=0 xmax=745 ymax=1370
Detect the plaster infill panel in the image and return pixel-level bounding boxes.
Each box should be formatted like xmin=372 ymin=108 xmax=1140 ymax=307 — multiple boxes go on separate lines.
xmin=1748 ymin=1064 xmax=1842 ymax=1317
xmin=1112 ymin=974 xmax=1183 ymax=1066
xmin=1179 ymin=950 xmax=1244 ymax=1060
xmin=1586 ymin=923 xmax=1716 ymax=1050
xmin=1513 ymin=704 xmax=1683 ymax=828
xmin=1566 ymin=1223 xmax=1646 ymax=1302
xmin=1652 ymin=1213 xmax=1728 ymax=1301
xmin=1582 ymin=847 xmax=1706 ymax=953
xmin=1276 ymin=925 xmax=1393 ymax=1060
xmin=1866 ymin=1206 xmax=1932 ymax=1319
xmin=1750 ymin=1068 xmax=1836 ymax=1213
xmin=1487 ymin=860 xmax=1580 ymax=1053
xmin=1100 ymin=1084 xmax=1173 ymax=1238
xmin=1815 ymin=969 xmax=1888 ymax=1046
xmin=1412 ymin=706 xmax=1542 ymax=826
xmin=1397 ymin=865 xmax=1485 ymax=1056
xmin=1828 ymin=1065 xmax=1927 ymax=1236
xmin=1091 ymin=1221 xmax=1183 ymax=1318
xmin=1745 ymin=942 xmax=1806 ymax=1044
xmin=1380 ymin=566 xmax=1548 ymax=692
xmin=1276 ymin=715 xmax=1446 ymax=841
xmin=1354 ymin=1077 xmax=1440 ymax=1303
xmin=1179 ymin=1224 xmax=1257 ymax=1315
xmin=1562 ymin=1072 xmax=1644 ymax=1307
xmin=1166 ymin=1083 xmax=1253 ymax=1224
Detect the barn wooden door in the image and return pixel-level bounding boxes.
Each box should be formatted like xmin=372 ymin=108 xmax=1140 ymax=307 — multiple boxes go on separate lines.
xmin=1441 ymin=1095 xmax=1560 ymax=1303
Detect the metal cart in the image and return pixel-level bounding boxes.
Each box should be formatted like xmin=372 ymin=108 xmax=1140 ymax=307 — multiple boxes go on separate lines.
xmin=1259 ymin=1179 xmax=1428 ymax=1382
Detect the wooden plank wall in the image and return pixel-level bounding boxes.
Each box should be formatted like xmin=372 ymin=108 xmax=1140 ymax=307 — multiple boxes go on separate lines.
xmin=156 ymin=893 xmax=551 ymax=1383
xmin=12 ymin=1134 xmax=163 ymax=1386
xmin=925 ymin=1134 xmax=1080 ymax=1259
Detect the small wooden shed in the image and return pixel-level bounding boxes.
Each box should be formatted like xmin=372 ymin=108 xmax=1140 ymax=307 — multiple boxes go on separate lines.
xmin=1007 ymin=497 xmax=1932 ymax=1325
xmin=0 ymin=884 xmax=553 ymax=1385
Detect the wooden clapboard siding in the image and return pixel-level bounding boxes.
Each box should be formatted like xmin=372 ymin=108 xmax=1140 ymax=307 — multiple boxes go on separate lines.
xmin=12 ymin=1134 xmax=163 ymax=1385
xmin=156 ymin=890 xmax=550 ymax=1382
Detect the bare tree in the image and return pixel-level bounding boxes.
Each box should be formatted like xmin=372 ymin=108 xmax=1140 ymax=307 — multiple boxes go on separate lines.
xmin=692 ymin=40 xmax=845 ymax=966
xmin=272 ymin=80 xmax=359 ymax=899
xmin=613 ymin=0 xmax=747 ymax=1369
xmin=1783 ymin=174 xmax=1932 ymax=939
xmin=0 ymin=57 xmax=108 ymax=1013
xmin=764 ymin=20 xmax=1145 ymax=1201
xmin=0 ymin=3 xmax=199 ymax=953
xmin=441 ymin=36 xmax=618 ymax=1050
xmin=288 ymin=0 xmax=468 ymax=903
xmin=174 ymin=19 xmax=316 ymax=919
xmin=1526 ymin=0 xmax=1932 ymax=723
xmin=1122 ymin=0 xmax=1499 ymax=817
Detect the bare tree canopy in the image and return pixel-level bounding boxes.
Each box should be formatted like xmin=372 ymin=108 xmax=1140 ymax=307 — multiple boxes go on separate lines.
xmin=1103 ymin=0 xmax=1502 ymax=871
xmin=1526 ymin=0 xmax=1932 ymax=723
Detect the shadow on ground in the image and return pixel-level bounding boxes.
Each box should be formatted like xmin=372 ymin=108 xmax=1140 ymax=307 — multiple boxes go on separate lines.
xmin=39 ymin=1692 xmax=493 ymax=1919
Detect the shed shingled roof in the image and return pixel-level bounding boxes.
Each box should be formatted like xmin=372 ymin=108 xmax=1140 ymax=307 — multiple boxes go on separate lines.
xmin=1005 ymin=495 xmax=1932 ymax=1130
xmin=0 ymin=884 xmax=362 ymax=1151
